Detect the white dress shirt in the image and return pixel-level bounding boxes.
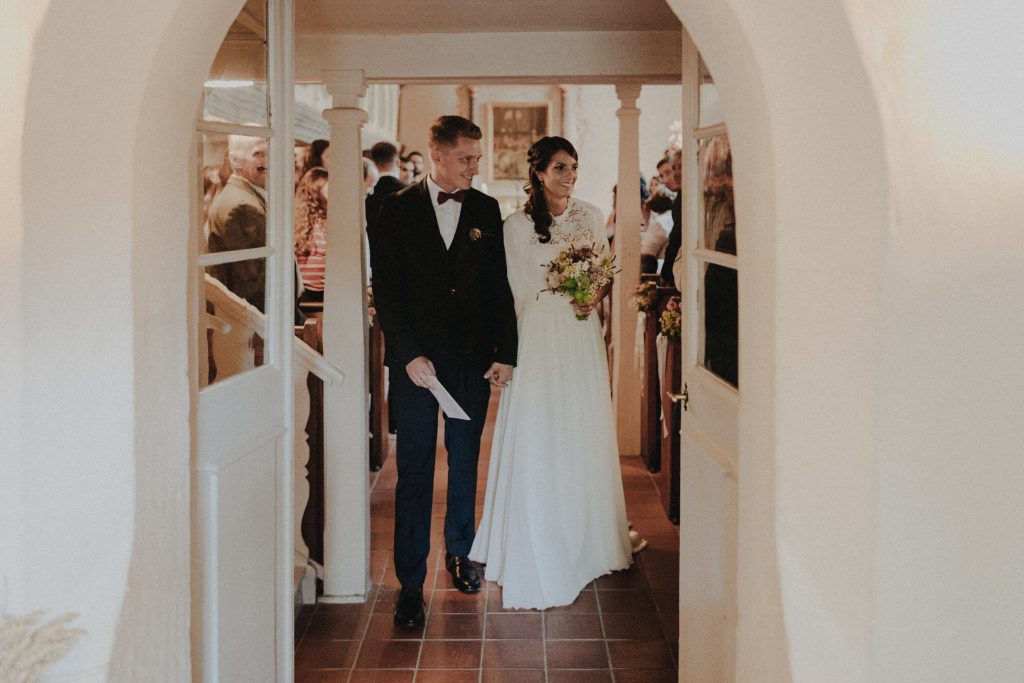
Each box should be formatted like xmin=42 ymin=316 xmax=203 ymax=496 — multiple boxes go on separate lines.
xmin=426 ymin=174 xmax=463 ymax=250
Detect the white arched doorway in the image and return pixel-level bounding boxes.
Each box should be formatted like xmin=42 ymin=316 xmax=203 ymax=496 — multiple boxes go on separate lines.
xmin=10 ymin=0 xmax=893 ymax=679
xmin=665 ymin=1 xmax=886 ymax=679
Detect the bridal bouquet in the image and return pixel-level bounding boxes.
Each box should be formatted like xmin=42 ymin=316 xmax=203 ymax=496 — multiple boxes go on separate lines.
xmin=542 ymin=243 xmax=618 ymax=320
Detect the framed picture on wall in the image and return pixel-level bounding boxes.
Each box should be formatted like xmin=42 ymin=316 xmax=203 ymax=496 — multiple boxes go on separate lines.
xmin=488 ymin=103 xmax=549 ymax=181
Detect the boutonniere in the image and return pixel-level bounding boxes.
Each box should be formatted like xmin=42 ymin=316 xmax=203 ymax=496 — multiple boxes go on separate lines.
xmin=469 ymin=228 xmax=483 ymax=241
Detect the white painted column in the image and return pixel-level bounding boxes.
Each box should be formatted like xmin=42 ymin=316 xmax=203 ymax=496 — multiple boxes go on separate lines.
xmin=320 ymin=68 xmax=371 ymax=601
xmin=612 ymin=82 xmax=643 ymax=455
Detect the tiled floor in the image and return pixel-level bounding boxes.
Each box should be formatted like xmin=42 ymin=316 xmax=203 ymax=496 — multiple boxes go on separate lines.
xmin=295 ymin=388 xmax=680 ymax=682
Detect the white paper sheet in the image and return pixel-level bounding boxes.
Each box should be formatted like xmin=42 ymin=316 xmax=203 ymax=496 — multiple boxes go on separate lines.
xmin=425 ymin=376 xmax=471 ymax=420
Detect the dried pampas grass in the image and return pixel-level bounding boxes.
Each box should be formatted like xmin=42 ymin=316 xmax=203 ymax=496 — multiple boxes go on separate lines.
xmin=0 ymin=582 xmax=85 ymax=683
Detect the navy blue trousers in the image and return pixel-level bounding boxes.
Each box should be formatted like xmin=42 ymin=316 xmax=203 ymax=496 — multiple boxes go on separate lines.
xmin=391 ymin=361 xmax=491 ymax=590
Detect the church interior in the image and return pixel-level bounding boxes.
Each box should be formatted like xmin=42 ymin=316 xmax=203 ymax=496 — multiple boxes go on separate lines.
xmin=3 ymin=0 xmax=1024 ymax=681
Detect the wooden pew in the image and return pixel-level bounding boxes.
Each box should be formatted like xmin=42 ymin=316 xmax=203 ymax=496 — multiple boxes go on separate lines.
xmin=639 ymin=281 xmax=663 ymax=472
xmin=296 ymin=318 xmax=325 ymax=568
xmin=656 ymin=286 xmax=681 ymax=524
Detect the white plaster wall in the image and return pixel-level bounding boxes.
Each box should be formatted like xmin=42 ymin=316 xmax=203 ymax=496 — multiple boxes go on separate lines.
xmin=6 ymin=0 xmax=243 ymax=679
xmin=672 ymin=0 xmax=1024 ymax=680
xmin=843 ymin=2 xmax=1024 ymax=680
xmin=669 ymin=0 xmax=886 ymax=679
xmin=396 ymin=84 xmax=460 ymax=162
xmin=117 ymin=1 xmax=248 ymax=678
xmin=0 ymin=0 xmax=46 ymax=620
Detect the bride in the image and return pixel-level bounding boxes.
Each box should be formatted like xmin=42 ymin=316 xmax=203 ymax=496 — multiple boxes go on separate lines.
xmin=469 ymin=136 xmax=632 ymax=610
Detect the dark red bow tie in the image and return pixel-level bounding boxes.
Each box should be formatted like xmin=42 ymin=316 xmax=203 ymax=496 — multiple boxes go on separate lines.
xmin=437 ymin=189 xmax=466 ymax=205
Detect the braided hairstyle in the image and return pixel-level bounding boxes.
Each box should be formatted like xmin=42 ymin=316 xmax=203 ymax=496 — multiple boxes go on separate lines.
xmin=523 ymin=136 xmax=578 ymax=243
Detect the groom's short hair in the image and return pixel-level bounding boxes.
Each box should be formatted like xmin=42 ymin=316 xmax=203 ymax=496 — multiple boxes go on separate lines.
xmin=429 ymin=115 xmax=482 ymax=149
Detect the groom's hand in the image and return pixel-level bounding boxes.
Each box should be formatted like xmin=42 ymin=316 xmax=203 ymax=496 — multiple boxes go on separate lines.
xmin=484 ymin=362 xmax=514 ymax=388
xmin=406 ymin=356 xmax=437 ymax=388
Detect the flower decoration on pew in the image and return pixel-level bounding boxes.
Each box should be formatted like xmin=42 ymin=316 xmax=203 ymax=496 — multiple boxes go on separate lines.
xmin=541 ymin=243 xmax=619 ymax=321
xmin=659 ymin=295 xmax=682 ymax=339
xmin=629 ymin=280 xmax=659 ymax=312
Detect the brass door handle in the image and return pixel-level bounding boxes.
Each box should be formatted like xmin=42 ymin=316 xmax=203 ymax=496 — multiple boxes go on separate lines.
xmin=667 ymin=383 xmax=689 ymax=411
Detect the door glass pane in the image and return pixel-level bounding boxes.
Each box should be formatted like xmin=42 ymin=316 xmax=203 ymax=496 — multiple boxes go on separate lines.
xmin=203 ymin=0 xmax=269 ymax=127
xmin=698 ymin=134 xmax=736 ymax=255
xmin=201 ymin=258 xmax=268 ymax=388
xmin=201 ymin=132 xmax=269 ymax=255
xmin=698 ymin=56 xmax=724 ymax=128
xmin=698 ymin=260 xmax=738 ymax=387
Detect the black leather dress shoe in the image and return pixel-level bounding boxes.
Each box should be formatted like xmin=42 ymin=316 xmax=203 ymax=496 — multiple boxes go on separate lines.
xmin=445 ymin=553 xmax=481 ymax=594
xmin=393 ymin=587 xmax=425 ymax=627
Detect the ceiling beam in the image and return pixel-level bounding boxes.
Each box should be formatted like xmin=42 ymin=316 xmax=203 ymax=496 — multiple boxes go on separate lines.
xmin=295 ymin=31 xmax=682 ymax=84
xmin=235 ymin=7 xmax=267 ymax=41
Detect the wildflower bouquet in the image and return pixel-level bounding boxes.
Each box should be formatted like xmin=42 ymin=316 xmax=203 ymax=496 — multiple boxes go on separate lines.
xmin=659 ymin=295 xmax=682 ymax=339
xmin=542 ymin=243 xmax=618 ymax=320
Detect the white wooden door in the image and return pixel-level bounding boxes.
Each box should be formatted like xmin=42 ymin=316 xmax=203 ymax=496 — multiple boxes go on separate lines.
xmin=191 ymin=1 xmax=294 ymax=680
xmin=678 ymin=48 xmax=740 ymax=683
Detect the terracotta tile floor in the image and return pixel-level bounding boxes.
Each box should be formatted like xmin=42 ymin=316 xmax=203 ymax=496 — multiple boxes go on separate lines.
xmin=296 ymin=388 xmax=679 ymax=682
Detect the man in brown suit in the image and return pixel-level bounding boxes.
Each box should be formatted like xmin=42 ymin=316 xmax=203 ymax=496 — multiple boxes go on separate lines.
xmin=208 ymin=134 xmax=268 ymax=311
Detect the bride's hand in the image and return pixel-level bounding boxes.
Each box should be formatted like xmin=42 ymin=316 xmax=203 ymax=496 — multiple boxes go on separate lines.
xmin=571 ymin=300 xmax=594 ymax=317
xmin=484 ymin=362 xmax=514 ymax=387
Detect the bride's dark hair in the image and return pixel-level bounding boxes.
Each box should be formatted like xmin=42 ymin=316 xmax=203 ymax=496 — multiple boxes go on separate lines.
xmin=523 ymin=136 xmax=578 ymax=243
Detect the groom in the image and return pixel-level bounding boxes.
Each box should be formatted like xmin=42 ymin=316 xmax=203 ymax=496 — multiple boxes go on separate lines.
xmin=369 ymin=115 xmax=518 ymax=627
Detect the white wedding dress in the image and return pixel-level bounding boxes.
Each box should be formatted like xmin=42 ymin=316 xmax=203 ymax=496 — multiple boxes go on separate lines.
xmin=469 ymin=197 xmax=632 ymax=610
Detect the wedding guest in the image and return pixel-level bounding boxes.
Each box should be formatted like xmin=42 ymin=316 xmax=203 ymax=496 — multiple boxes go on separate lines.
xmin=659 ymin=149 xmax=684 ymax=288
xmin=399 ymin=155 xmax=415 ymax=184
xmin=641 ymin=188 xmax=674 ymax=273
xmin=294 ymin=144 xmax=308 ymax=187
xmin=363 ymin=157 xmax=379 ymax=284
xmin=370 ymin=115 xmax=517 ymax=627
xmin=365 ymin=141 xmax=406 ymax=231
xmin=300 ymin=139 xmax=330 ymax=177
xmin=470 ymin=136 xmax=632 ymax=609
xmin=407 ymin=150 xmax=425 ymax=182
xmin=207 ymin=134 xmax=267 ymax=311
xmin=294 ymin=167 xmax=328 ymax=304
xmin=605 ymin=177 xmax=650 ymax=251
xmin=201 ymin=164 xmax=223 ymax=233
xmin=363 ymin=156 xmax=379 ymax=196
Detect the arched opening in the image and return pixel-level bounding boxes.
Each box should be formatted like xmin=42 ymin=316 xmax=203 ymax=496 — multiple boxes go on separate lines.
xmin=13 ymin=0 xmax=890 ymax=678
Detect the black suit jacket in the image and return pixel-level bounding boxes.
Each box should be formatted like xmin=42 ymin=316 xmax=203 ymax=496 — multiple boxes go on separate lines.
xmin=660 ymin=192 xmax=683 ymax=289
xmin=369 ymin=179 xmax=518 ymax=373
xmin=365 ymin=175 xmax=407 ymax=231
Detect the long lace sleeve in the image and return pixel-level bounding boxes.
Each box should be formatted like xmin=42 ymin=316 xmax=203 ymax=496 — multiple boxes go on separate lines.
xmin=589 ymin=204 xmax=609 ymax=254
xmin=503 ymin=213 xmax=531 ymax=318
